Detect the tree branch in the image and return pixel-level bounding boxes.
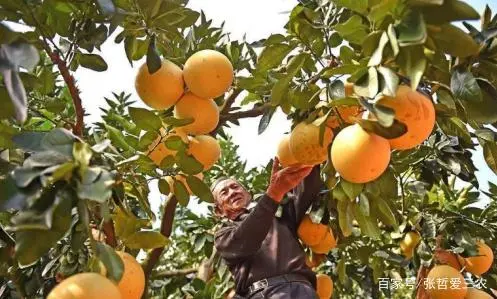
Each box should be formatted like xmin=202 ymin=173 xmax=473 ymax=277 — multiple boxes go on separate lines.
xmin=220 ymin=88 xmax=242 ymax=115
xmin=41 ymin=42 xmax=84 ymax=136
xmin=143 ymin=195 xmax=178 ymax=278
xmin=152 ymin=267 xmax=197 ymax=278
xmin=220 ymin=103 xmax=271 ymax=122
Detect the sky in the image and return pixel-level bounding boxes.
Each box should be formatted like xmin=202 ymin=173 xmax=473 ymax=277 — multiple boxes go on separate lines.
xmin=73 ymin=0 xmax=497 ymax=216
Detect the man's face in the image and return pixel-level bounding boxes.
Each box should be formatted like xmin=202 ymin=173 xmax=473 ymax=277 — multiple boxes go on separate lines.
xmin=213 ymin=179 xmax=252 ymax=219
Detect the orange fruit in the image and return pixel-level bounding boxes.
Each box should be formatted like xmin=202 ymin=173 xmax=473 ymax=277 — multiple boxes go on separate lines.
xmin=297 ymin=215 xmax=328 ymax=246
xmin=135 ymin=60 xmax=184 ymax=110
xmin=377 ymin=85 xmax=435 ymax=150
xmin=174 ymin=92 xmax=220 ymax=135
xmin=116 ymin=251 xmax=145 ymax=299
xmin=466 ymin=288 xmax=492 ymax=299
xmin=316 ymin=274 xmax=333 ymax=299
xmin=289 ymin=122 xmax=334 ymax=166
xmin=183 ymin=49 xmax=234 ymax=99
xmin=47 ymin=273 xmax=121 ymax=299
xmin=331 ymin=124 xmax=391 ymax=183
xmin=147 ymin=129 xmax=187 ymax=166
xmin=325 ymin=105 xmax=362 ymax=128
xmin=310 ymin=228 xmax=337 ymax=254
xmin=458 ymin=241 xmax=494 ymax=276
xmin=188 ymin=135 xmax=221 ymax=171
xmin=276 ymin=135 xmax=299 ymax=167
xmin=425 ymin=265 xmax=467 ymax=299
xmin=400 ymin=231 xmax=421 ymax=259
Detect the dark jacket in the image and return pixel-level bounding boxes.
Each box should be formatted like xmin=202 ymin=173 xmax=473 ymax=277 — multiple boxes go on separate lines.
xmin=214 ymin=166 xmax=323 ymax=295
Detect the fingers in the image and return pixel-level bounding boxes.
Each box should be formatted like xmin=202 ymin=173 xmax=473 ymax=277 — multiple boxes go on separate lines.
xmin=271 ymin=157 xmax=280 ymax=176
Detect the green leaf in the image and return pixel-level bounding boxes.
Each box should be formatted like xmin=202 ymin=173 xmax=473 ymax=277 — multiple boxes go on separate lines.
xmin=357 ymin=119 xmax=408 ymax=139
xmin=194 ymin=234 xmax=207 ymax=253
xmin=95 ymin=0 xmax=115 ymax=15
xmin=77 ymin=167 xmax=114 ymax=203
xmin=73 ymin=142 xmax=93 ymax=167
xmin=353 ymin=202 xmax=380 ymax=239
xmin=164 ymin=135 xmax=186 ymax=151
xmin=333 ymin=0 xmax=368 ymax=14
xmin=176 ymin=152 xmax=203 ymax=174
xmin=353 ymin=67 xmax=379 ymax=98
xmin=341 ymin=180 xmax=364 ymax=200
xmin=11 ymin=167 xmax=43 ymax=188
xmin=337 ymin=200 xmax=353 ymax=237
xmin=479 ymin=139 xmax=497 ymax=175
xmin=387 ymin=24 xmax=400 ymax=57
xmin=329 ymin=32 xmax=343 ymax=47
xmin=368 ymin=31 xmax=390 ymax=66
xmin=334 ymin=15 xmax=369 ymax=45
xmin=437 ymin=116 xmax=472 ymax=145
xmin=15 ymin=190 xmax=72 ymax=266
xmin=270 ymin=79 xmax=291 ymax=106
xmin=359 ymin=193 xmax=370 ymax=216
xmin=79 ymin=53 xmax=108 ymax=72
xmin=377 ymin=66 xmax=399 ymax=97
xmin=429 ymin=24 xmax=480 ymax=58
xmin=396 ymin=10 xmax=427 ymax=46
xmin=105 ymin=124 xmax=131 ymax=151
xmin=95 ymin=243 xmax=124 ymax=282
xmin=363 ymin=31 xmax=384 ymax=57
xmin=256 ymin=43 xmax=293 ymax=74
xmin=337 ymin=258 xmax=347 ymax=284
xmin=321 ymin=65 xmax=361 ymax=78
xmin=146 ymin=35 xmax=161 ymax=74
xmin=258 ymin=107 xmax=276 ymax=135
xmin=397 ymin=45 xmax=426 ymax=90
xmin=161 ymin=116 xmax=194 ymax=127
xmin=158 ymin=178 xmax=171 ymax=195
xmin=173 ymin=180 xmax=190 ymax=207
xmin=186 ymin=175 xmax=214 ymax=203
xmin=112 ymin=207 xmax=149 ymax=240
xmin=420 ymin=0 xmax=480 ymax=24
xmin=372 ymin=195 xmax=398 ymax=229
xmin=450 ymin=69 xmax=482 ymax=103
xmin=125 ymin=231 xmax=169 ymax=249
xmin=129 ymin=107 xmax=162 ymax=131
xmin=464 ymin=79 xmax=497 ymax=124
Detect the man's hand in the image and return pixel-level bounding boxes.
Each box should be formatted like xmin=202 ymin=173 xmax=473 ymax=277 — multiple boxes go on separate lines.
xmin=266 ymin=157 xmax=313 ymax=202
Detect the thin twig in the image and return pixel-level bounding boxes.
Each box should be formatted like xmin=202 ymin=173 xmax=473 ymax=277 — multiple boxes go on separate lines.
xmin=152 ymin=268 xmax=197 ymax=278
xmin=220 ymin=88 xmax=242 ymax=115
xmin=143 ymin=195 xmax=178 ymax=278
xmin=42 ymin=44 xmax=85 ymax=136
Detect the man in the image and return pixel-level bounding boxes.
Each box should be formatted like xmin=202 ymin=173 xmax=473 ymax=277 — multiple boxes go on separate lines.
xmin=212 ymin=157 xmax=323 ymax=298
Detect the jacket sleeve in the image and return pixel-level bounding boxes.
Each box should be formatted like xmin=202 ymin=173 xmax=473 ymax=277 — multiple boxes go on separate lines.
xmin=214 ymin=195 xmax=279 ymax=261
xmin=289 ymin=165 xmax=323 ymax=227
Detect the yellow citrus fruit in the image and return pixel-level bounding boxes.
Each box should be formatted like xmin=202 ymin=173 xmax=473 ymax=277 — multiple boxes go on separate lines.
xmin=116 ymin=251 xmax=145 ymax=299
xmin=316 ymin=274 xmax=333 ymax=299
xmin=458 ymin=241 xmax=494 ymax=276
xmin=331 ymin=124 xmax=391 ymax=183
xmin=183 ymin=49 xmax=234 ymax=99
xmin=325 ymin=105 xmax=362 ymax=128
xmin=147 ymin=129 xmax=188 ymax=166
xmin=174 ymin=92 xmax=220 ymax=135
xmin=135 ymin=60 xmax=184 ymax=110
xmin=276 ymin=135 xmax=299 ymax=167
xmin=165 ymin=173 xmax=204 ymax=195
xmin=425 ymin=265 xmax=467 ymax=299
xmin=311 ymin=228 xmax=337 ymax=254
xmin=289 ymin=122 xmax=334 ymax=166
xmin=377 ymin=85 xmax=435 ymax=150
xmin=47 ymin=273 xmax=121 ymax=299
xmin=400 ymin=231 xmax=421 ymax=259
xmin=466 ymin=288 xmax=492 ymax=299
xmin=297 ymin=215 xmax=328 ymax=246
xmin=188 ymin=135 xmax=221 ymax=171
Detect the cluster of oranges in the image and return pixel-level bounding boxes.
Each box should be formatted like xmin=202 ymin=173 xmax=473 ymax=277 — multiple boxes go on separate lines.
xmin=48 ymin=251 xmax=145 ymax=299
xmin=136 ymin=49 xmax=235 ymax=193
xmin=277 ymin=85 xmax=436 ymax=184
xmin=399 ymin=231 xmax=494 ymax=299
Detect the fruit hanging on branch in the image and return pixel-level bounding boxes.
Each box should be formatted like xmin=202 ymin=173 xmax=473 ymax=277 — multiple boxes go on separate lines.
xmin=289 ymin=122 xmax=334 ymax=166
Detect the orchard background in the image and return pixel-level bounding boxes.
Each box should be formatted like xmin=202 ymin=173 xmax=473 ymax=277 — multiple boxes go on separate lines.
xmin=1 ymin=0 xmax=497 ymax=298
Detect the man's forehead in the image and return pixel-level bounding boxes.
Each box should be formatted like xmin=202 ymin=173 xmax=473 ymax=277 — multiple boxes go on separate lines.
xmin=213 ymin=178 xmax=240 ymax=193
